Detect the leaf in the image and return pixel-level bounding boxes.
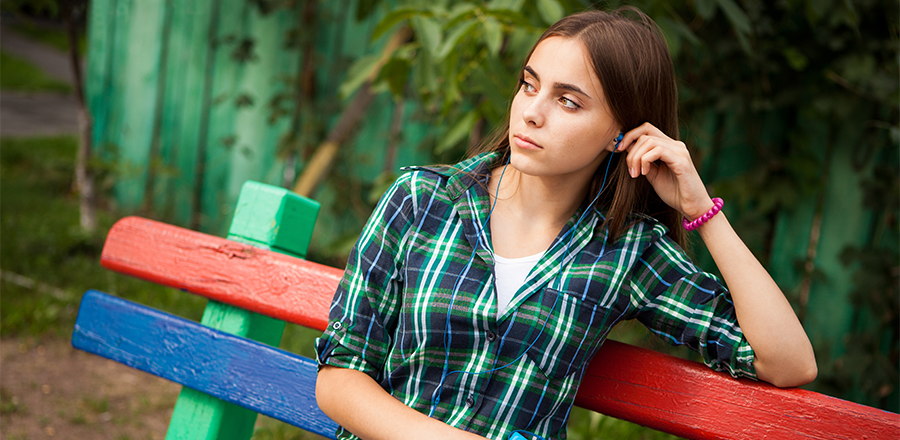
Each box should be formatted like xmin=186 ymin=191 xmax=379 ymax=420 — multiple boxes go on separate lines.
xmin=805 ymin=0 xmax=834 ymax=22
xmin=377 ymin=57 xmax=411 ymax=98
xmin=488 ymin=0 xmax=525 ymax=11
xmin=656 ymin=17 xmax=682 ymax=57
xmin=338 ymin=54 xmax=381 ymax=100
xmin=890 ymin=126 xmax=900 ymax=146
xmin=412 ymin=15 xmax=442 ymax=57
xmin=482 ymin=16 xmax=503 ymax=56
xmin=436 ymin=20 xmax=477 ymax=61
xmin=435 ymin=110 xmax=479 ymax=154
xmin=536 ymin=0 xmax=564 ymax=25
xmin=715 ymin=0 xmax=752 ymax=35
xmin=356 ymin=0 xmax=379 ymax=22
xmin=484 ymin=7 xmax=532 ymax=27
xmin=470 ymin=66 xmax=511 ymax=118
xmin=782 ymin=47 xmax=809 ymax=71
xmin=372 ymin=7 xmax=425 ymax=40
xmin=412 ymin=47 xmax=439 ymax=99
xmin=695 ymin=0 xmax=716 ymax=19
xmin=445 ymin=3 xmax=478 ymax=29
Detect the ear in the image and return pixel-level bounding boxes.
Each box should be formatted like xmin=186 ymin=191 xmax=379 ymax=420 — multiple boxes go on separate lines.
xmin=613 ymin=132 xmax=624 ymax=151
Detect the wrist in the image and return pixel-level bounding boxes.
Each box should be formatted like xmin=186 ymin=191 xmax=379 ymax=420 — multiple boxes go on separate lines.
xmin=683 ymin=198 xmax=716 ymax=221
xmin=683 ymin=197 xmax=723 ymax=231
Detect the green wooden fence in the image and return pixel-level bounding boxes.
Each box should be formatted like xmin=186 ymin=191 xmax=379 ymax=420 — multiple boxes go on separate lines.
xmin=86 ymin=0 xmax=432 ymax=246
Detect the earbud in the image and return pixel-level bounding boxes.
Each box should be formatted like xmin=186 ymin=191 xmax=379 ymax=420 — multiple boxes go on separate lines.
xmin=614 ymin=132 xmax=624 ymax=151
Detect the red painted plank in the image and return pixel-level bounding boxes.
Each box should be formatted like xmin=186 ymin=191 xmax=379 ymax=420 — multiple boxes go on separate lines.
xmin=577 ymin=340 xmax=899 ymax=439
xmin=100 ymin=216 xmax=343 ymax=331
xmin=101 ymin=216 xmax=900 ymax=440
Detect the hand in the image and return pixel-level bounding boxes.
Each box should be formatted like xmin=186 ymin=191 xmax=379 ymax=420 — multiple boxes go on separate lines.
xmin=617 ymin=122 xmax=713 ymax=220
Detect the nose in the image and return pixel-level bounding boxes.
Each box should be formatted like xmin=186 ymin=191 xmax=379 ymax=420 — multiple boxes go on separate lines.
xmin=521 ymin=95 xmax=546 ymax=127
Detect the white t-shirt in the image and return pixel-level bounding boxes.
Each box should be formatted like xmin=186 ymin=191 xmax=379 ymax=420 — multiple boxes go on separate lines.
xmin=494 ymin=251 xmax=544 ymax=316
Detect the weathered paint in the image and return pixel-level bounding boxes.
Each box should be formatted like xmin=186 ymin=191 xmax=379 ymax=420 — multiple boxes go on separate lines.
xmin=100 ymin=215 xmax=340 ymax=331
xmin=73 ymin=290 xmax=338 ymax=439
xmin=165 ymin=181 xmax=320 ymax=440
xmin=92 ymin=215 xmax=900 ymax=439
xmin=577 ymin=340 xmax=899 ymax=439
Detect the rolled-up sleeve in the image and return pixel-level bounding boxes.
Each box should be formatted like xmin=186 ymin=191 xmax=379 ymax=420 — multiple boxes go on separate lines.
xmin=626 ymin=224 xmax=757 ymax=380
xmin=315 ymin=173 xmax=416 ymax=381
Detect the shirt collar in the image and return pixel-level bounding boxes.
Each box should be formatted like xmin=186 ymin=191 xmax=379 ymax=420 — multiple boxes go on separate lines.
xmin=402 ymin=152 xmax=502 ymax=201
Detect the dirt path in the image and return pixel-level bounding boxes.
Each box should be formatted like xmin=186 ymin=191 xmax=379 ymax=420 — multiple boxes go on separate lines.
xmin=1 ymin=337 xmax=180 ymax=439
xmin=0 ymin=22 xmax=80 ymax=137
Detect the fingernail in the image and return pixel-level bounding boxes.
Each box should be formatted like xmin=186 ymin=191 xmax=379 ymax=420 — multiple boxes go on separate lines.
xmin=629 ymin=167 xmax=636 ymax=178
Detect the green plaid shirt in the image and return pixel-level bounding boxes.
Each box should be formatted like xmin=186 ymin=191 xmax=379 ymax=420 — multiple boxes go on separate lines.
xmin=316 ymin=152 xmax=756 ymax=440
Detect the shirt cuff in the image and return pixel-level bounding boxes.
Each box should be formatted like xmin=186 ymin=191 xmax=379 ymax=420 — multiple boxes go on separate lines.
xmin=315 ymin=323 xmax=382 ymax=380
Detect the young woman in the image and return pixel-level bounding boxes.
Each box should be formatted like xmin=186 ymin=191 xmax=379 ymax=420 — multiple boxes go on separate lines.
xmin=315 ymin=8 xmax=816 ymax=440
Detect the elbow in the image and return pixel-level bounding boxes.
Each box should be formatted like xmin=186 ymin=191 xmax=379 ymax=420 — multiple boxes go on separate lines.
xmin=796 ymin=359 xmax=818 ymax=386
xmin=760 ymin=358 xmax=818 ymax=388
xmin=755 ymin=347 xmax=818 ymax=388
xmin=776 ymin=363 xmax=817 ymax=388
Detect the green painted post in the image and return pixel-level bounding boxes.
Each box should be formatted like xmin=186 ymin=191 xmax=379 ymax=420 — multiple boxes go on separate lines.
xmin=165 ymin=181 xmax=320 ymax=440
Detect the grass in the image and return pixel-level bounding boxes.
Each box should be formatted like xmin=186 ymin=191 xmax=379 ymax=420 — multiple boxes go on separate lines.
xmin=0 ymin=135 xmax=683 ymax=439
xmin=0 ymin=50 xmax=72 ymax=93
xmin=0 ymin=135 xmax=205 ymax=337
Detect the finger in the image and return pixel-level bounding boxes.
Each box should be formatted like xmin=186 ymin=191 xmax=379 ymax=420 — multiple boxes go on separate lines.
xmin=625 ymin=135 xmax=651 ymax=177
xmin=617 ymin=122 xmax=667 ymax=153
xmin=626 ymin=135 xmax=663 ymax=177
xmin=638 ymin=145 xmax=665 ymax=177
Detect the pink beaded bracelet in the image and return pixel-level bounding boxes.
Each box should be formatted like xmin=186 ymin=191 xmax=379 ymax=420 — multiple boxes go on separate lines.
xmin=682 ymin=198 xmax=724 ymax=231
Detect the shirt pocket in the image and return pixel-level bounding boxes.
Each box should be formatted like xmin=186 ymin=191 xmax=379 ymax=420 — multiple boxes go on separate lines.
xmin=516 ymin=287 xmax=612 ymax=380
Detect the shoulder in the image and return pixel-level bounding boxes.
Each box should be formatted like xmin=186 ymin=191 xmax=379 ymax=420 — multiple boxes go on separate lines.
xmin=396 ymin=152 xmax=501 ymax=200
xmin=612 ymin=213 xmax=670 ymax=246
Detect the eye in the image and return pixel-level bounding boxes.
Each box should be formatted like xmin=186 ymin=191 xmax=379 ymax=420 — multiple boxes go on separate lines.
xmin=559 ymin=96 xmax=580 ymax=110
xmin=519 ymin=78 xmax=536 ymax=93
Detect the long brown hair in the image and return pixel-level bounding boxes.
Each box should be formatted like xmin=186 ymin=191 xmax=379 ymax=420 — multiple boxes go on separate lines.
xmin=470 ymin=7 xmax=685 ymax=247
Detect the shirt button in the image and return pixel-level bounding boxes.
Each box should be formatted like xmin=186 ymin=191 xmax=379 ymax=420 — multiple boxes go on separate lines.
xmin=332 ymin=322 xmax=342 ymax=330
xmin=486 ymin=331 xmax=496 ymax=342
xmin=465 ymin=396 xmax=475 ymax=407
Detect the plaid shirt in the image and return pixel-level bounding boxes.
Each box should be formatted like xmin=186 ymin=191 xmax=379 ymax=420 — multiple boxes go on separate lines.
xmin=316 ymin=152 xmax=756 ymax=440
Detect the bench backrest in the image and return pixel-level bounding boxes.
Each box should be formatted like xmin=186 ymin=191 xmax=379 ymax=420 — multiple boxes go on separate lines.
xmin=74 ymin=183 xmax=899 ymax=440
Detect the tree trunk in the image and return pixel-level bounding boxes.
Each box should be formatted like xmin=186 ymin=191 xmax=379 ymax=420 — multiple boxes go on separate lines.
xmin=65 ymin=0 xmax=97 ymax=233
xmin=291 ymin=27 xmax=411 ymax=198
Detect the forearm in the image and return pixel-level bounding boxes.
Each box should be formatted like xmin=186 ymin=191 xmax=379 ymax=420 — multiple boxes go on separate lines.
xmin=697 ymin=213 xmax=817 ymax=387
xmin=316 ymin=365 xmax=486 ymax=440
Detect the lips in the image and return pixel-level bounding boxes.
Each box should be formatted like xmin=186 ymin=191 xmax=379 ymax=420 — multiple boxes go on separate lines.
xmin=513 ymin=134 xmax=542 ymax=150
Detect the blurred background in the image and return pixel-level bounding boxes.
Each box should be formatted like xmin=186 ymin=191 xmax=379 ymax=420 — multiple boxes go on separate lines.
xmin=1 ymin=0 xmax=896 ymax=439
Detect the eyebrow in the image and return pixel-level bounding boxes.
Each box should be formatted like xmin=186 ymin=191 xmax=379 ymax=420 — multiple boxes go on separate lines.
xmin=523 ymin=65 xmax=593 ymax=100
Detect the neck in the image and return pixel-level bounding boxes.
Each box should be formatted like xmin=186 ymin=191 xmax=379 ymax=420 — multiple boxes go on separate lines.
xmin=489 ymin=156 xmax=607 ymax=228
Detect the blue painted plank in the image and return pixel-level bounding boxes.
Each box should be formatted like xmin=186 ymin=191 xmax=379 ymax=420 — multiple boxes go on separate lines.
xmin=72 ymin=290 xmax=338 ymax=439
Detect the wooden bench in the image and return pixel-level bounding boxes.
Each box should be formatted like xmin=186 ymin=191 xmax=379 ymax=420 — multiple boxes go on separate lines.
xmin=72 ymin=181 xmax=899 ymax=440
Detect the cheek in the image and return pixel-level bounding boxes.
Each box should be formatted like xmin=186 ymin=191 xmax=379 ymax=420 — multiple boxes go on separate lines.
xmin=509 ymin=94 xmax=525 ymax=121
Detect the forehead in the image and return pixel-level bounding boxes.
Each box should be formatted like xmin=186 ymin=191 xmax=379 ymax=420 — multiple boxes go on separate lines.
xmin=526 ymin=36 xmax=603 ymax=97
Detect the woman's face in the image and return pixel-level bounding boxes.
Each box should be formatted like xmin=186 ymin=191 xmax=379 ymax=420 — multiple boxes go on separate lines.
xmin=508 ymin=36 xmax=620 ymax=183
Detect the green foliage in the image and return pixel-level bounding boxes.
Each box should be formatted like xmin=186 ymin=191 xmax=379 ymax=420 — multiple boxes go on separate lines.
xmin=670 ymin=0 xmax=898 ymax=409
xmin=0 ymin=50 xmax=72 ymax=93
xmin=828 ymin=158 xmax=899 ymax=409
xmin=566 ymin=407 xmax=681 ymax=440
xmin=0 ymin=0 xmax=60 ymax=17
xmin=343 ymin=0 xmax=563 ymax=155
